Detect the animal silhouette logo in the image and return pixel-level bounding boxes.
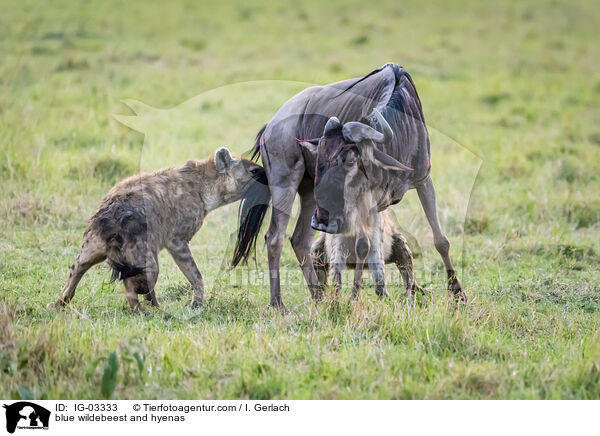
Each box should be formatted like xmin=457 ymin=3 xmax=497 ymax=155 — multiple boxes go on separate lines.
xmin=2 ymin=402 xmax=50 ymax=434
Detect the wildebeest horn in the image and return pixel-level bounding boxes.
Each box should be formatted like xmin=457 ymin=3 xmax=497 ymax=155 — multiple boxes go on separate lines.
xmin=370 ymin=108 xmax=393 ymax=144
xmin=342 ymin=121 xmax=385 ymax=144
xmin=324 ymin=117 xmax=341 ymax=135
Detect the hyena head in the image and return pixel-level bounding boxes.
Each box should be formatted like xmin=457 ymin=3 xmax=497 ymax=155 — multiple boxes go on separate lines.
xmin=213 ymin=147 xmax=263 ymax=204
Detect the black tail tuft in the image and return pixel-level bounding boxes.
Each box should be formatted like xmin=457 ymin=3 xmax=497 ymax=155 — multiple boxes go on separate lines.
xmin=232 ymin=166 xmax=270 ymax=267
xmin=250 ymin=124 xmax=266 ymax=162
xmin=108 ymin=260 xmax=145 ymax=281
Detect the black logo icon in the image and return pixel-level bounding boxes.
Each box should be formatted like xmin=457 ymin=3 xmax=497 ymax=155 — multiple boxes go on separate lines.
xmin=2 ymin=402 xmax=50 ymax=434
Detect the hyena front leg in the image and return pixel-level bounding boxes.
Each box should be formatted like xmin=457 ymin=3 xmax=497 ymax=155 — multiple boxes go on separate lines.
xmin=167 ymin=243 xmax=204 ymax=309
xmin=366 ymin=220 xmax=388 ymax=298
xmin=351 ymin=235 xmax=370 ymax=299
xmin=329 ymin=237 xmax=346 ymax=294
xmin=391 ymin=232 xmax=423 ymax=297
xmin=50 ymin=235 xmax=106 ymax=307
xmin=310 ymin=235 xmax=329 ymax=287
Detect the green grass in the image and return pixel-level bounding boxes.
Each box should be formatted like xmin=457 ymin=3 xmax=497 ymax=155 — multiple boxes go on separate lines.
xmin=1 ymin=0 xmax=599 ymax=399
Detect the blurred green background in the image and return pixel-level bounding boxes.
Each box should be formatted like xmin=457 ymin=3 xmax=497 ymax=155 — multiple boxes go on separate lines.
xmin=0 ymin=0 xmax=599 ymax=399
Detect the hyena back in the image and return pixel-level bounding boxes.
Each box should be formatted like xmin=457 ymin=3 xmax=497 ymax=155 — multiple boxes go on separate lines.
xmin=51 ymin=147 xmax=269 ymax=310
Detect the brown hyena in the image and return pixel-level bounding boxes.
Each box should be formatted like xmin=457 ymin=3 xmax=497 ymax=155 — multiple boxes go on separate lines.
xmin=49 ymin=147 xmax=269 ymax=310
xmin=311 ymin=209 xmax=422 ymax=300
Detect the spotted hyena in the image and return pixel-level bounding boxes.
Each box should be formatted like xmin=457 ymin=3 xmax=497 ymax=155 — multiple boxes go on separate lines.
xmin=311 ymin=209 xmax=422 ymax=299
xmin=49 ymin=147 xmax=269 ymax=310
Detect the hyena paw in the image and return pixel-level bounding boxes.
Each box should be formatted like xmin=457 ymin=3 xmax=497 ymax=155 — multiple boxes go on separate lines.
xmin=190 ymin=300 xmax=202 ymax=309
xmin=47 ymin=300 xmax=65 ymax=309
xmin=408 ymin=283 xmax=426 ymax=297
xmin=448 ymin=276 xmax=467 ymax=304
xmin=375 ymin=287 xmax=389 ymax=298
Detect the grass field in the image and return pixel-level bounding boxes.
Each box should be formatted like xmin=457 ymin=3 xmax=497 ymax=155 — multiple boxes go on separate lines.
xmin=1 ymin=0 xmax=599 ymax=399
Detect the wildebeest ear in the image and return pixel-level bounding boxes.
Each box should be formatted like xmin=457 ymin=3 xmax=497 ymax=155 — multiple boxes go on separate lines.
xmin=298 ymin=139 xmax=319 ymax=158
xmin=214 ymin=147 xmax=239 ymax=173
xmin=370 ymin=148 xmax=413 ymax=172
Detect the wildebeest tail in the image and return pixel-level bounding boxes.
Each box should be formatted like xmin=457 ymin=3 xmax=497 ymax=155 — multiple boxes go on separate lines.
xmin=250 ymin=124 xmax=266 ymax=161
xmin=232 ymin=166 xmax=270 ymax=267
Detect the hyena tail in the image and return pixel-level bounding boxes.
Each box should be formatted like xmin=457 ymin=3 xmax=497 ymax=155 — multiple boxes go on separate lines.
xmin=232 ymin=166 xmax=271 ymax=267
xmin=91 ymin=200 xmax=148 ymax=281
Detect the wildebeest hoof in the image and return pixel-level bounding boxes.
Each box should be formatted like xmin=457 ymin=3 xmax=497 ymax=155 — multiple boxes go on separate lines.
xmin=190 ymin=300 xmax=202 ymax=309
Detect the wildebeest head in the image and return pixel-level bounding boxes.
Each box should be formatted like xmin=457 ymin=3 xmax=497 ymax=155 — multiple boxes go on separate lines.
xmin=300 ymin=109 xmax=412 ymax=234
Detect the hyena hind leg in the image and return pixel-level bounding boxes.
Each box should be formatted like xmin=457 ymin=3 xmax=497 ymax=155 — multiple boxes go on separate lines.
xmin=122 ymin=256 xmax=159 ymax=311
xmin=144 ymin=289 xmax=159 ymax=307
xmin=51 ymin=235 xmax=106 ymax=307
xmin=391 ymin=232 xmax=423 ymax=297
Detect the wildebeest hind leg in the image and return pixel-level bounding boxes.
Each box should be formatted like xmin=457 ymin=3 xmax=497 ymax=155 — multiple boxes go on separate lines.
xmin=51 ymin=236 xmax=106 ymax=307
xmin=291 ymin=187 xmax=323 ymax=301
xmin=167 ymin=243 xmax=204 ymax=308
xmin=416 ymin=177 xmax=467 ymax=303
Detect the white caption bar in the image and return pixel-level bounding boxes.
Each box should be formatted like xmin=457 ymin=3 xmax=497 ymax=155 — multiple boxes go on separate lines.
xmin=0 ymin=400 xmax=596 ymax=436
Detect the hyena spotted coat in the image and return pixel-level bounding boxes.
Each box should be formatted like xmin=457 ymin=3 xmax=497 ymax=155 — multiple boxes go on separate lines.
xmin=50 ymin=147 xmax=269 ymax=310
xmin=311 ymin=209 xmax=422 ymax=299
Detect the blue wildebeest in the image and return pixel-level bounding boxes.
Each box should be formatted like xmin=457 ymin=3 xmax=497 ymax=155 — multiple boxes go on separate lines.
xmin=233 ymin=63 xmax=466 ymax=309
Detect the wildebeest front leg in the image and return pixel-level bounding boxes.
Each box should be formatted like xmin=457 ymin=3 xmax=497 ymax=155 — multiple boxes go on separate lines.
xmin=416 ymin=176 xmax=467 ymax=303
xmin=168 ymin=244 xmax=204 ymax=308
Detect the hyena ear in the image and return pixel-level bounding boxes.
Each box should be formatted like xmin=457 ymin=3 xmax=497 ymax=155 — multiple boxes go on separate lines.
xmin=298 ymin=139 xmax=319 ymax=159
xmin=214 ymin=147 xmax=239 ymax=173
